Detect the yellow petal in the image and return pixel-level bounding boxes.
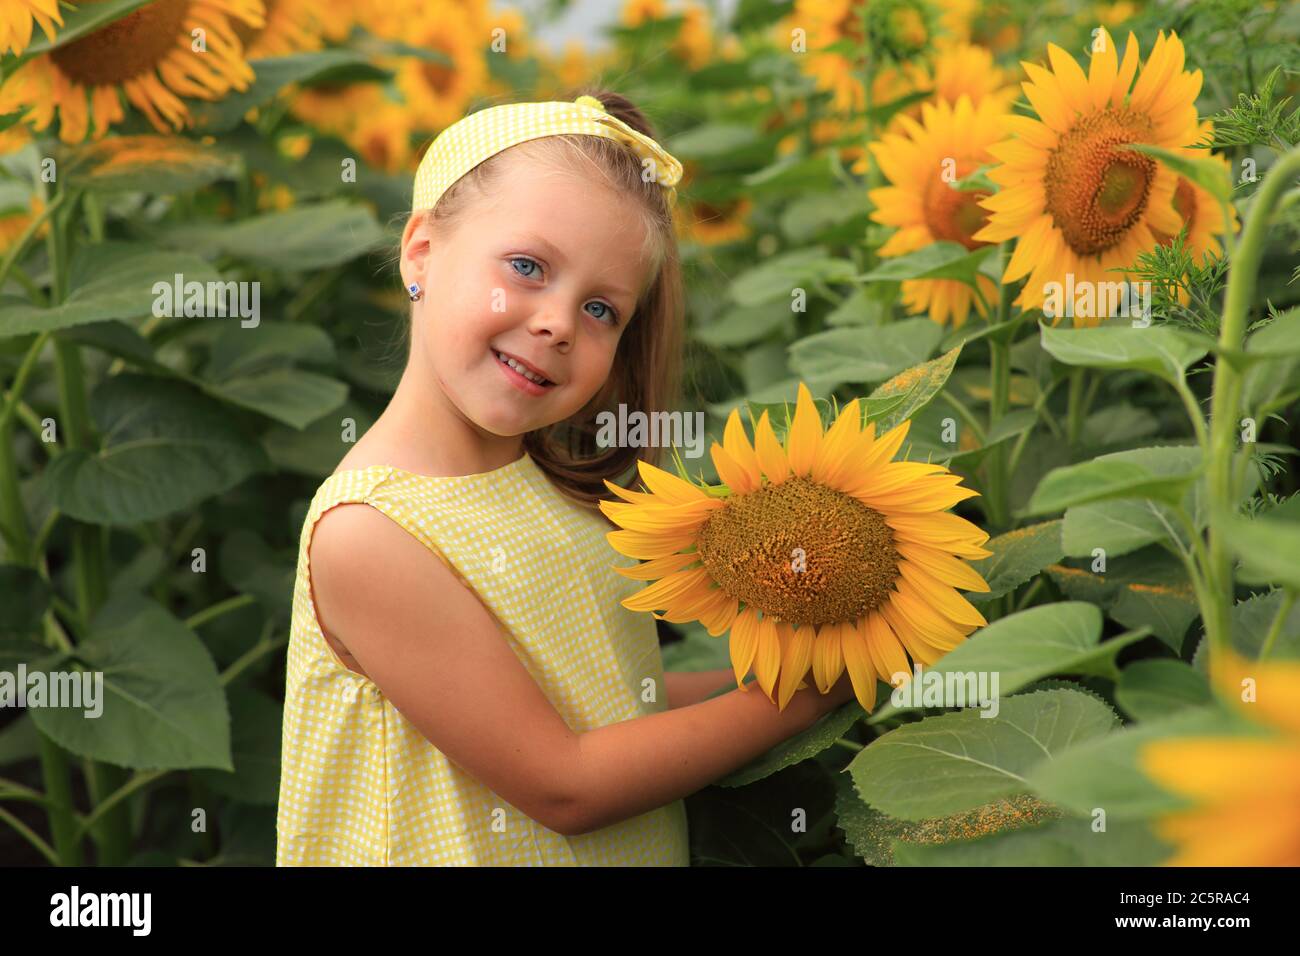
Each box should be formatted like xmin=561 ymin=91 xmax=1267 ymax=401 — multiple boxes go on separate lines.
xmin=785 ymin=382 xmax=823 ymax=477
xmin=777 ymin=622 xmax=817 ymax=711
xmin=753 ymin=411 xmax=790 ymax=484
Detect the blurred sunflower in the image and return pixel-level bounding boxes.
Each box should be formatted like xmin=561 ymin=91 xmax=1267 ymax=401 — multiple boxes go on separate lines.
xmin=789 ymin=0 xmax=938 ymax=115
xmin=0 ymin=195 xmax=45 ymax=251
xmin=1151 ymin=120 xmax=1239 ymax=262
xmin=394 ymin=1 xmax=488 ymax=132
xmin=1139 ymin=649 xmax=1300 ymax=866
xmin=868 ymin=95 xmax=1006 ymax=328
xmin=2 ymin=0 xmax=62 ymax=56
xmin=232 ymin=0 xmax=323 ymax=57
xmin=602 ymin=383 xmax=991 ymax=714
xmin=0 ymin=0 xmax=262 ymax=143
xmin=974 ymin=27 xmax=1203 ymax=320
xmin=621 ymin=0 xmax=668 ymax=28
xmin=289 ymin=83 xmax=413 ymax=172
xmin=672 ymin=2 xmax=714 ymax=70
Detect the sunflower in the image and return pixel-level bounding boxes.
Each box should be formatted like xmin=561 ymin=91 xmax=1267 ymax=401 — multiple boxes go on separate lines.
xmin=621 ymin=0 xmax=668 ymax=28
xmin=393 ymin=1 xmax=488 ymax=132
xmin=1151 ymin=120 xmax=1239 ymax=261
xmin=1 ymin=0 xmax=61 ymax=56
xmin=0 ymin=0 xmax=262 ymax=143
xmin=232 ymin=0 xmax=323 ymax=57
xmin=869 ymin=95 xmax=1006 ymax=328
xmin=601 ymin=383 xmax=991 ymax=714
xmin=973 ymin=27 xmax=1203 ymax=322
xmin=672 ymin=2 xmax=714 ymax=70
xmin=1139 ymin=650 xmax=1300 ymax=866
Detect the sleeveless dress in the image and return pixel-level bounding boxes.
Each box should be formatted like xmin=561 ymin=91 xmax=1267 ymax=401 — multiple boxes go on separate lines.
xmin=275 ymin=451 xmax=691 ymax=866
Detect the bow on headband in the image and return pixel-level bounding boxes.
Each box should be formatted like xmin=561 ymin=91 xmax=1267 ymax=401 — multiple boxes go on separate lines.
xmin=412 ymin=95 xmax=684 ymax=212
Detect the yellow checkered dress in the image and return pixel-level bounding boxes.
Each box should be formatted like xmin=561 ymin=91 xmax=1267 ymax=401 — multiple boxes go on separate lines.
xmin=276 ymin=451 xmax=690 ymax=865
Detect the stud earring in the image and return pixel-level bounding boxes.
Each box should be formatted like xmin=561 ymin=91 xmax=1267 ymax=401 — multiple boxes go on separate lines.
xmin=407 ymin=281 xmax=423 ymax=302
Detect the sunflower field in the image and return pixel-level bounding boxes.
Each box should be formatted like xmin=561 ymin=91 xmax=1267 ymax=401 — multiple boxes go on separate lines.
xmin=0 ymin=0 xmax=1298 ymax=870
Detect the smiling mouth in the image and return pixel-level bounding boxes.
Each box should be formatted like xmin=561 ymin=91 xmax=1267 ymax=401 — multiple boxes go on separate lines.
xmin=492 ymin=349 xmax=555 ymax=387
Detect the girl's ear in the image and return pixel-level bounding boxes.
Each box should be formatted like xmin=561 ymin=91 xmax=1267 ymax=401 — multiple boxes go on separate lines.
xmin=400 ymin=211 xmax=432 ymax=289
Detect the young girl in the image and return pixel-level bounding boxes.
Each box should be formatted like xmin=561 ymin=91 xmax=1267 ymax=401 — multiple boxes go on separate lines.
xmin=276 ymin=90 xmax=855 ymax=866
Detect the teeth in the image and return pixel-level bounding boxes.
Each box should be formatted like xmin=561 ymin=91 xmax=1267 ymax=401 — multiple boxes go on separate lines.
xmin=495 ymin=351 xmax=550 ymax=385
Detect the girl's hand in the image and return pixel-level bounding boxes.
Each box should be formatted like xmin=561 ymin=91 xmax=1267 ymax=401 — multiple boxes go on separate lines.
xmin=805 ymin=669 xmax=857 ymax=714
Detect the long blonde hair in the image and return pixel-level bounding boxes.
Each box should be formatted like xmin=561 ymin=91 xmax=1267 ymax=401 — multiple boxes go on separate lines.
xmin=405 ymin=89 xmax=687 ymax=513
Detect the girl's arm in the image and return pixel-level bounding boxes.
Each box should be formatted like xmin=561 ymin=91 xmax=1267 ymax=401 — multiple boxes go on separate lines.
xmin=662 ymin=668 xmax=736 ymax=709
xmin=310 ymin=502 xmax=854 ymax=838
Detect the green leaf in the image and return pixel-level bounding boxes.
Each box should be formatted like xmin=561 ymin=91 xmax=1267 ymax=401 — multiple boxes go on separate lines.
xmin=1026 ymin=703 xmax=1268 ymax=819
xmin=189 ymin=52 xmax=389 ymax=133
xmin=1218 ymin=494 xmax=1300 ymax=590
xmin=0 ymin=564 xmax=51 ymax=638
xmin=1059 ymin=446 xmax=1205 ymax=557
xmin=1243 ymin=307 xmax=1300 ymax=411
xmin=0 ymin=242 xmax=224 ymax=337
xmin=62 ymin=135 xmax=239 ymax=194
xmin=966 ymin=520 xmax=1065 ymax=603
xmin=859 ymin=242 xmax=996 ymax=288
xmin=40 ymin=374 xmax=270 ymax=525
xmin=262 ymin=397 xmax=377 ymax=477
xmin=1193 ymin=589 xmax=1300 ymax=671
xmin=862 ymin=345 xmax=962 ymax=434
xmin=1121 ymin=143 xmax=1232 ymax=202
xmin=869 ymin=603 xmax=1145 ymax=723
xmin=202 ymin=320 xmax=337 ymax=380
xmin=892 ymin=815 xmax=1171 ymax=866
xmin=1024 ymin=453 xmax=1201 ymax=515
xmin=780 ymin=190 xmax=871 ymax=243
xmin=667 ymin=122 xmax=761 ymax=160
xmin=836 ymin=772 xmax=1063 ymax=867
xmin=692 ymin=301 xmax=793 ymax=347
xmin=788 ymin=317 xmax=942 ymax=384
xmin=194 ymin=687 xmax=281 ymax=803
xmin=28 ymin=592 xmax=232 ymax=771
xmin=1115 ymin=659 xmax=1212 ymax=721
xmin=718 ymin=698 xmax=868 ymax=787
xmin=152 ymin=200 xmax=385 ymax=271
xmin=202 ymin=368 xmax=348 ymax=429
xmin=24 ymin=0 xmax=151 ymax=54
xmin=729 ymin=248 xmax=858 ymax=306
xmin=1039 ymin=322 xmax=1209 ymax=385
xmin=850 ymin=689 xmax=1119 ymax=820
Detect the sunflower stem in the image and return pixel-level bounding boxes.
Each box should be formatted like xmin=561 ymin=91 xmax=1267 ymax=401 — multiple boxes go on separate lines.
xmin=1065 ymin=368 xmax=1087 ymax=447
xmin=984 ymin=334 xmax=1012 ymax=530
xmin=1203 ymin=146 xmax=1300 ymax=670
xmin=1259 ymin=590 xmax=1296 ymax=661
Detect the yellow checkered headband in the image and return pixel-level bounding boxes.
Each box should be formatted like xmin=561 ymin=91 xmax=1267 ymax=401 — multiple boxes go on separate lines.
xmin=412 ymin=95 xmax=683 ymax=212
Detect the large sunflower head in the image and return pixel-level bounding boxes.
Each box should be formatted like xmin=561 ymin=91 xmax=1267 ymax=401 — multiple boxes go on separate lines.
xmin=1138 ymin=650 xmax=1300 ymax=866
xmin=392 ymin=1 xmax=489 ymax=132
xmin=0 ymin=0 xmax=261 ymax=143
xmin=868 ymin=94 xmax=1008 ymax=327
xmin=601 ymin=383 xmax=991 ymax=714
xmin=973 ymin=27 xmax=1204 ymax=323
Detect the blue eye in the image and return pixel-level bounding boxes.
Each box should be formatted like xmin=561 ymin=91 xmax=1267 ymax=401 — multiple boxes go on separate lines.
xmin=509 ymin=256 xmax=539 ymax=278
xmin=508 ymin=256 xmax=619 ymax=326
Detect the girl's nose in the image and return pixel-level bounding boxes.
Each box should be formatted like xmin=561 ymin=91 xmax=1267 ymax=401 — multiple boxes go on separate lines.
xmin=528 ymin=304 xmax=575 ymax=349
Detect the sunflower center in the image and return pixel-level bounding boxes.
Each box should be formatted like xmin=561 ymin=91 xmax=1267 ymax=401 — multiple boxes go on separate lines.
xmin=924 ymin=165 xmax=991 ymax=250
xmin=1043 ymin=108 xmax=1156 ymax=256
xmin=50 ymin=0 xmax=192 ymax=87
xmin=694 ymin=476 xmax=901 ymax=627
xmin=420 ymin=49 xmax=457 ymax=95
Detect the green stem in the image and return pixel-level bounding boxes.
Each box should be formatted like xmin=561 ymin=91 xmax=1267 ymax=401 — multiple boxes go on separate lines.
xmin=0 ymin=803 xmax=60 ymax=866
xmin=1203 ymin=146 xmax=1300 ymax=666
xmin=985 ymin=335 xmax=1011 ymax=529
xmin=1172 ymin=375 xmax=1209 ymax=447
xmin=1066 ymin=368 xmax=1087 ymax=446
xmin=35 ymin=732 xmax=81 ymax=865
xmin=186 ymin=593 xmax=255 ymax=631
xmin=1259 ymin=591 xmax=1296 ymax=661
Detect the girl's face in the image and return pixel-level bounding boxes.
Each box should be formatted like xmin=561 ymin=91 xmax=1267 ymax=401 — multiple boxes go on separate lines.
xmin=401 ymin=154 xmax=653 ymax=440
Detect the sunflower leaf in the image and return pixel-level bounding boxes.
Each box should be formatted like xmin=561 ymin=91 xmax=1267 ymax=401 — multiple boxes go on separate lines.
xmin=788 ymin=317 xmax=943 ymax=384
xmin=1114 ymin=660 xmax=1212 ymax=722
xmin=857 ymin=241 xmax=997 ymax=289
xmin=850 ymin=689 xmax=1120 ymax=820
xmin=862 ymin=345 xmax=962 ymax=434
xmin=1022 ymin=453 xmax=1202 ymax=515
xmin=966 ymin=520 xmax=1065 ymax=603
xmin=716 ymin=697 xmax=869 ymax=787
xmin=891 ymin=814 xmax=1171 ymax=866
xmin=868 ymin=603 xmax=1145 ymax=723
xmin=1039 ymin=322 xmax=1210 ymax=385
xmin=1120 ymin=143 xmax=1233 ymax=203
xmin=1217 ymin=492 xmax=1300 ymax=590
